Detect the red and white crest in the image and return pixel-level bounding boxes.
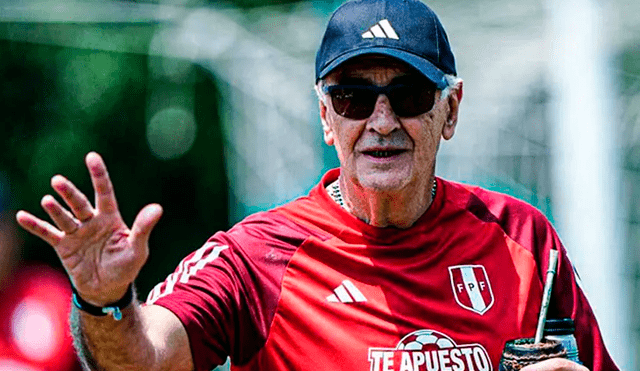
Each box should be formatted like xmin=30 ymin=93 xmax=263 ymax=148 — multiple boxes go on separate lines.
xmin=448 ymin=265 xmax=494 ymax=315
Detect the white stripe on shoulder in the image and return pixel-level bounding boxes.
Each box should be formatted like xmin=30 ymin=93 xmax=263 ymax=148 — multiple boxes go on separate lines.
xmin=181 ymin=243 xmax=229 ymax=283
xmin=146 ymin=242 xmax=229 ymax=304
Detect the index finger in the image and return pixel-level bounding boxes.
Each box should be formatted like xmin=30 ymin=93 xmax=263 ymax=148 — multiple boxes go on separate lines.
xmin=85 ymin=152 xmax=119 ymax=214
xmin=16 ymin=210 xmax=63 ymax=247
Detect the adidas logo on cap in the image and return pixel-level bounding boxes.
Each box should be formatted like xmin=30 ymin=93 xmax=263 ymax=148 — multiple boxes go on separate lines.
xmin=362 ymin=19 xmax=399 ymax=39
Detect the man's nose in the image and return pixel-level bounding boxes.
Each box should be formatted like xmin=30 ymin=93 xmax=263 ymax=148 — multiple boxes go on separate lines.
xmin=366 ymin=95 xmax=400 ymax=135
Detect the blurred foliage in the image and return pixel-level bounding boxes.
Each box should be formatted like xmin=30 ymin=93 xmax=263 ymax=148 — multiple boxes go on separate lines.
xmin=619 ymin=43 xmax=640 ymax=171
xmin=619 ymin=43 xmax=640 ymax=92
xmin=0 ymin=32 xmax=229 ymax=295
xmin=118 ymin=0 xmax=306 ymax=9
xmin=225 ymin=0 xmax=303 ymax=8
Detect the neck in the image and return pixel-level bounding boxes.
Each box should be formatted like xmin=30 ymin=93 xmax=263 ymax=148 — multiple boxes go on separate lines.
xmin=329 ymin=176 xmax=436 ymax=229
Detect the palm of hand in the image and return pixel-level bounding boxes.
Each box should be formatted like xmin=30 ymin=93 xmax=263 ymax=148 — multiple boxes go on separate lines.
xmin=60 ymin=213 xmax=138 ymax=304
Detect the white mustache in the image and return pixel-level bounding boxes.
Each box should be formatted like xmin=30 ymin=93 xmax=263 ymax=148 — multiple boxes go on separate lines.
xmin=356 ymin=132 xmax=411 ymax=150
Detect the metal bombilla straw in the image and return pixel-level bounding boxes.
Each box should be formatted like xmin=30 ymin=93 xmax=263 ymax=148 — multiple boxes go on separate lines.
xmin=534 ymin=249 xmax=560 ymax=343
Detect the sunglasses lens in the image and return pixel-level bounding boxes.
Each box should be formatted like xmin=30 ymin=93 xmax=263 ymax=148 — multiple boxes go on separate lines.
xmin=388 ymin=85 xmax=436 ymax=117
xmin=330 ymin=87 xmax=377 ymax=120
xmin=328 ymin=82 xmax=437 ymax=119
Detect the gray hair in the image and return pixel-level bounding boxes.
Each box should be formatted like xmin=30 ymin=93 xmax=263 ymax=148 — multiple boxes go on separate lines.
xmin=440 ymin=74 xmax=462 ymax=100
xmin=315 ymin=73 xmax=462 ymax=103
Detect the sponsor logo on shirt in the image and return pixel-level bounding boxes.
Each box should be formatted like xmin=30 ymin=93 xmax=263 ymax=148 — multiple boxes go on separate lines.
xmin=448 ymin=265 xmax=494 ymax=315
xmin=368 ymin=329 xmax=492 ymax=371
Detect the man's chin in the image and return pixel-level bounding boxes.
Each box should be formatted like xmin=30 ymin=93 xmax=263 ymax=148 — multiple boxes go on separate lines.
xmin=356 ymin=172 xmax=411 ymax=192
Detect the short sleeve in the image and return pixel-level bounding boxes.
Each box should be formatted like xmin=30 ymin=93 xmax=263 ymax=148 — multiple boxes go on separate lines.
xmin=144 ymin=211 xmax=310 ymax=371
xmin=146 ymin=237 xmax=244 ymax=371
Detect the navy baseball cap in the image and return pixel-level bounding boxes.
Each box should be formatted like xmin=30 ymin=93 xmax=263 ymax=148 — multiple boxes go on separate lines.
xmin=315 ymin=0 xmax=456 ymax=89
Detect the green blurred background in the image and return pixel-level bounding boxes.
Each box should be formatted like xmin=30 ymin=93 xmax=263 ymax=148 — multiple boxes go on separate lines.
xmin=0 ymin=26 xmax=230 ymax=292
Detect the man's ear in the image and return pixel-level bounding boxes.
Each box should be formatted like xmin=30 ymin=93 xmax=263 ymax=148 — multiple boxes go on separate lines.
xmin=442 ymin=80 xmax=463 ymax=140
xmin=319 ymin=99 xmax=334 ymax=146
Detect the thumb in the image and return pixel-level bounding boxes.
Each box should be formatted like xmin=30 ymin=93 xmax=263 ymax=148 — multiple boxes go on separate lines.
xmin=130 ymin=203 xmax=163 ymax=248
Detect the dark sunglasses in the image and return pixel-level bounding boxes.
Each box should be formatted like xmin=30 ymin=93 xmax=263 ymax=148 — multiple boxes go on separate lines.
xmin=322 ymin=82 xmax=438 ymax=120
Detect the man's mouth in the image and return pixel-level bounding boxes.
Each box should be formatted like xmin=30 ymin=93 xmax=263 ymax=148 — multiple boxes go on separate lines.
xmin=363 ymin=150 xmax=406 ymax=158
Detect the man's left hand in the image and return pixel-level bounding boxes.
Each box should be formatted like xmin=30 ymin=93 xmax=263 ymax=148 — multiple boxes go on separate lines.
xmin=521 ymin=358 xmax=589 ymax=371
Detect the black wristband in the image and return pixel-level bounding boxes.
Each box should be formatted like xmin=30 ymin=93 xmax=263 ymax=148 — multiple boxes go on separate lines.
xmin=71 ymin=284 xmax=134 ymax=321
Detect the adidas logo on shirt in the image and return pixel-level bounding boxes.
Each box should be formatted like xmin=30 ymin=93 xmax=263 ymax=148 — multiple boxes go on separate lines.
xmin=326 ymin=279 xmax=367 ymax=303
xmin=361 ymin=19 xmax=399 ymax=40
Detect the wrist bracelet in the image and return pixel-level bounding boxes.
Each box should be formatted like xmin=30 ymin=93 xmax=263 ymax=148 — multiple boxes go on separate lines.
xmin=71 ymin=284 xmax=134 ymax=321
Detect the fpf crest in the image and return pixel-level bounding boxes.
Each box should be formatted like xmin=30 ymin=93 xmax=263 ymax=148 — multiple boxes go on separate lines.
xmin=448 ymin=265 xmax=494 ymax=315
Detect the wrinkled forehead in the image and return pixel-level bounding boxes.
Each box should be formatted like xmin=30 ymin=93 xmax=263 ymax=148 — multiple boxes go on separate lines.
xmin=322 ymin=55 xmax=421 ymax=85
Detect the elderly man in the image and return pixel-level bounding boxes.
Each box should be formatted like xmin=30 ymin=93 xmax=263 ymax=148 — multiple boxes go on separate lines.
xmin=16 ymin=0 xmax=617 ymax=370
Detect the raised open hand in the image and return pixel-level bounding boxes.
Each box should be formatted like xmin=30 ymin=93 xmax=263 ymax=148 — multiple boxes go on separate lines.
xmin=16 ymin=152 xmax=163 ymax=306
